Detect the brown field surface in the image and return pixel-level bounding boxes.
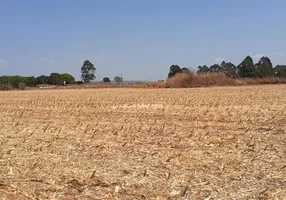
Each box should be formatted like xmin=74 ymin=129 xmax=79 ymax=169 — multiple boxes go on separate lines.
xmin=0 ymin=85 xmax=286 ymax=200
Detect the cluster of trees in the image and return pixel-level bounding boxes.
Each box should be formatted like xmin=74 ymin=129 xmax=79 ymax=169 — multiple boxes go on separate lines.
xmin=81 ymin=60 xmax=123 ymax=84
xmin=0 ymin=73 xmax=75 ymax=90
xmin=197 ymin=56 xmax=286 ymax=78
xmin=102 ymin=76 xmax=123 ymax=83
xmin=0 ymin=59 xmax=124 ymax=90
xmin=168 ymin=56 xmax=286 ymax=79
xmin=168 ymin=65 xmax=192 ymax=78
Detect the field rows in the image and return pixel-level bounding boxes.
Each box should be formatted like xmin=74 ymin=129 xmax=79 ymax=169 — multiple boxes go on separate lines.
xmin=0 ymin=85 xmax=286 ymax=199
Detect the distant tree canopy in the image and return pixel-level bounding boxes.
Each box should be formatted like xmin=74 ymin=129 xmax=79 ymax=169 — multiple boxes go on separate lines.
xmin=59 ymin=73 xmax=75 ymax=85
xmin=195 ymin=55 xmax=286 ymax=78
xmin=274 ymin=65 xmax=286 ymax=78
xmin=0 ymin=73 xmax=75 ymax=90
xmin=81 ymin=60 xmax=96 ymax=83
xmin=168 ymin=65 xmax=192 ymax=78
xmin=103 ymin=77 xmax=111 ymax=83
xmin=114 ymin=76 xmax=123 ymax=84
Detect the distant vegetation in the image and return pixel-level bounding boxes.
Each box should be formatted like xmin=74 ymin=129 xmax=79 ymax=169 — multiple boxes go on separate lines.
xmin=0 ymin=56 xmax=285 ymax=90
xmin=168 ymin=55 xmax=286 ymax=79
xmin=0 ymin=73 xmax=75 ymax=90
xmin=168 ymin=56 xmax=286 ymax=79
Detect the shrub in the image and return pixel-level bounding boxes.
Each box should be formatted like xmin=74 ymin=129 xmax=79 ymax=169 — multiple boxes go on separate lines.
xmin=18 ymin=82 xmax=26 ymax=90
xmin=76 ymin=81 xmax=84 ymax=85
xmin=0 ymin=83 xmax=13 ymax=90
xmin=103 ymin=77 xmax=111 ymax=83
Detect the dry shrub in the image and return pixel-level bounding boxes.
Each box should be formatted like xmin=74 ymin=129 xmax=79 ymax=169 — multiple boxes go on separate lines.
xmin=165 ymin=73 xmax=193 ymax=88
xmin=164 ymin=73 xmax=286 ymax=88
xmin=18 ymin=82 xmax=26 ymax=90
xmin=195 ymin=73 xmax=237 ymax=87
xmin=165 ymin=73 xmax=237 ymax=88
xmin=242 ymin=77 xmax=286 ymax=85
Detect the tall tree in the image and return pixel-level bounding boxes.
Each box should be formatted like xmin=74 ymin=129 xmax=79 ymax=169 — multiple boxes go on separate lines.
xmin=81 ymin=60 xmax=96 ymax=83
xmin=255 ymin=57 xmax=273 ymax=77
xmin=209 ymin=64 xmax=221 ymax=73
xmin=168 ymin=65 xmax=182 ymax=78
xmin=220 ymin=61 xmax=237 ymax=77
xmin=49 ymin=73 xmax=60 ymax=85
xmin=237 ymin=56 xmax=256 ymax=77
xmin=197 ymin=65 xmax=209 ymax=74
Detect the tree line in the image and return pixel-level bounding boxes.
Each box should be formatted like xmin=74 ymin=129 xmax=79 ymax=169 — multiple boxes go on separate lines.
xmin=0 ymin=73 xmax=75 ymax=90
xmin=168 ymin=56 xmax=286 ymax=79
xmin=81 ymin=60 xmax=123 ymax=84
xmin=0 ymin=60 xmax=123 ymax=90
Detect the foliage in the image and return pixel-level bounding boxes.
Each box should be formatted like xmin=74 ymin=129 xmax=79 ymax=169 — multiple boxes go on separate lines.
xmin=236 ymin=56 xmax=256 ymax=77
xmin=197 ymin=65 xmax=210 ymax=74
xmin=18 ymin=82 xmax=26 ymax=90
xmin=0 ymin=83 xmax=13 ymax=90
xmin=114 ymin=76 xmax=123 ymax=84
xmin=168 ymin=65 xmax=182 ymax=78
xmin=59 ymin=73 xmax=75 ymax=85
xmin=36 ymin=75 xmax=50 ymax=85
xmin=76 ymin=81 xmax=84 ymax=85
xmin=274 ymin=65 xmax=286 ymax=78
xmin=220 ymin=61 xmax=237 ymax=78
xmin=49 ymin=73 xmax=60 ymax=85
xmin=254 ymin=57 xmax=273 ymax=78
xmin=103 ymin=77 xmax=111 ymax=83
xmin=0 ymin=73 xmax=75 ymax=89
xmin=25 ymin=76 xmax=37 ymax=87
xmin=81 ymin=60 xmax=96 ymax=83
xmin=196 ymin=55 xmax=282 ymax=78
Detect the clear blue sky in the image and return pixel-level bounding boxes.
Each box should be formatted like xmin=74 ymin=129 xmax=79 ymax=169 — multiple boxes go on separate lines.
xmin=0 ymin=0 xmax=285 ymax=81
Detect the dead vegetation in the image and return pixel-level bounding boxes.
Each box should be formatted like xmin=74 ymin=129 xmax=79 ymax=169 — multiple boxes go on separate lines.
xmin=0 ymin=85 xmax=286 ymax=199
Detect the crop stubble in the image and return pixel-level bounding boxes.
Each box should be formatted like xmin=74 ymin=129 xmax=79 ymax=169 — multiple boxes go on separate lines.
xmin=0 ymin=85 xmax=286 ymax=199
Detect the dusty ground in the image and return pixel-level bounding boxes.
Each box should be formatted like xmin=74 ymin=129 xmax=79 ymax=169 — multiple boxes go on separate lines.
xmin=0 ymin=85 xmax=285 ymax=200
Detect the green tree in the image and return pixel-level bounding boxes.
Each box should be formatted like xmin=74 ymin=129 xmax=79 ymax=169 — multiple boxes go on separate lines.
xmin=181 ymin=67 xmax=192 ymax=75
xmin=103 ymin=77 xmax=111 ymax=83
xmin=197 ymin=65 xmax=209 ymax=74
xmin=49 ymin=73 xmax=60 ymax=85
xmin=59 ymin=73 xmax=75 ymax=85
xmin=237 ymin=56 xmax=256 ymax=77
xmin=255 ymin=57 xmax=273 ymax=77
xmin=274 ymin=65 xmax=286 ymax=78
xmin=36 ymin=75 xmax=50 ymax=84
xmin=25 ymin=76 xmax=37 ymax=87
xmin=168 ymin=65 xmax=182 ymax=78
xmin=209 ymin=64 xmax=221 ymax=73
xmin=220 ymin=61 xmax=237 ymax=77
xmin=81 ymin=60 xmax=96 ymax=83
xmin=114 ymin=76 xmax=123 ymax=84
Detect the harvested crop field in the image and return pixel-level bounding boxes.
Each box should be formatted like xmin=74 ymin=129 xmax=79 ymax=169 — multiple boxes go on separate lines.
xmin=0 ymin=85 xmax=286 ymax=200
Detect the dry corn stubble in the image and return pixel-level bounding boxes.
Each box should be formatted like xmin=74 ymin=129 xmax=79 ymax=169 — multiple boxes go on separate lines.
xmin=0 ymin=85 xmax=286 ymax=199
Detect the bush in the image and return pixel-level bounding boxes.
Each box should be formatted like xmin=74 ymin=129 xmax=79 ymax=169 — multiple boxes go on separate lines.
xmin=0 ymin=83 xmax=13 ymax=90
xmin=76 ymin=81 xmax=84 ymax=85
xmin=18 ymin=82 xmax=26 ymax=90
xmin=103 ymin=77 xmax=111 ymax=83
xmin=164 ymin=73 xmax=237 ymax=88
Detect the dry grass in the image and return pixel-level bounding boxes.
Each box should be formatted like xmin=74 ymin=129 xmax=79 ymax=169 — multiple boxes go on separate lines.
xmin=0 ymin=85 xmax=286 ymax=199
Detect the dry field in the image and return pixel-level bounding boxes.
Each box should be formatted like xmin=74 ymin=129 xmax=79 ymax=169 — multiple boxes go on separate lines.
xmin=0 ymin=85 xmax=286 ymax=200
